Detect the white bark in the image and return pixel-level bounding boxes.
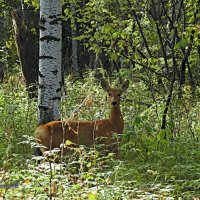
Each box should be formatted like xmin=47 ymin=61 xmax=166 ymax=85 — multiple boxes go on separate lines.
xmin=38 ymin=0 xmax=62 ymax=124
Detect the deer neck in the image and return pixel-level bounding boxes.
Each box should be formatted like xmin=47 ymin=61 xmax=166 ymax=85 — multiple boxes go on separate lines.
xmin=109 ymin=106 xmax=124 ymax=134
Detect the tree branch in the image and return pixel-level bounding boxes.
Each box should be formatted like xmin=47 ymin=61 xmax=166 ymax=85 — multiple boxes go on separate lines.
xmin=127 ymin=0 xmax=152 ymax=57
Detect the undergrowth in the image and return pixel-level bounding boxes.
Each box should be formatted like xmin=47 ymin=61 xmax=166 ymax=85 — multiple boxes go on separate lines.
xmin=0 ymin=70 xmax=200 ymax=199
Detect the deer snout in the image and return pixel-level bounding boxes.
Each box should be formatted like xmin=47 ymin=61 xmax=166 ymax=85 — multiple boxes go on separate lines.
xmin=111 ymin=102 xmax=118 ymax=106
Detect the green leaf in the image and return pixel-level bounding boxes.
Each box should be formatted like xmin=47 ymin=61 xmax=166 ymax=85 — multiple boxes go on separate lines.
xmin=145 ymin=126 xmax=152 ymax=133
xmin=174 ymin=38 xmax=188 ymax=50
xmin=86 ymin=162 xmax=92 ymax=168
xmin=65 ymin=140 xmax=73 ymax=146
xmin=88 ymin=192 xmax=97 ymax=200
xmin=135 ymin=116 xmax=141 ymax=125
xmin=157 ymin=130 xmax=166 ymax=141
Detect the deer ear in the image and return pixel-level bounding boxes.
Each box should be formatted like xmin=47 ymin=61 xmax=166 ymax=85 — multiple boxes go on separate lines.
xmin=101 ymin=79 xmax=110 ymax=91
xmin=121 ymin=80 xmax=129 ymax=92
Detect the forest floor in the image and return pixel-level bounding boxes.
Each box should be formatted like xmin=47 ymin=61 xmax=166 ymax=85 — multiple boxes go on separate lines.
xmin=0 ymin=139 xmax=200 ymax=199
xmin=0 ymin=75 xmax=200 ymax=199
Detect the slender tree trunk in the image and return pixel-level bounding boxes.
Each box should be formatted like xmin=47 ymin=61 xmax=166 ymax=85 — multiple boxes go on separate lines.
xmin=70 ymin=1 xmax=79 ymax=76
xmin=0 ymin=63 xmax=4 ymax=83
xmin=0 ymin=11 xmax=8 ymax=83
xmin=38 ymin=0 xmax=62 ymax=125
xmin=11 ymin=8 xmax=39 ymax=98
xmin=161 ymin=26 xmax=177 ymax=134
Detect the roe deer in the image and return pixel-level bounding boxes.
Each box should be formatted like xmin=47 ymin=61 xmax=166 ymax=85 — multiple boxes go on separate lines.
xmin=35 ymin=79 xmax=129 ymax=156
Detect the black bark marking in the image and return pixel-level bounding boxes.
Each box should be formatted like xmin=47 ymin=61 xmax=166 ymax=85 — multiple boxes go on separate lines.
xmin=49 ymin=14 xmax=61 ymax=18
xmin=39 ymin=26 xmax=46 ymax=31
xmin=40 ymin=35 xmax=60 ymax=42
xmin=56 ymin=88 xmax=61 ymax=92
xmin=49 ymin=14 xmax=62 ymax=24
xmin=52 ymin=97 xmax=61 ymax=101
xmin=38 ymin=105 xmax=49 ymax=110
xmin=51 ymin=70 xmax=58 ymax=75
xmin=39 ymin=55 xmax=54 ymax=59
xmin=38 ymin=71 xmax=45 ymax=77
xmin=49 ymin=14 xmax=57 ymax=19
xmin=40 ymin=16 xmax=46 ymax=25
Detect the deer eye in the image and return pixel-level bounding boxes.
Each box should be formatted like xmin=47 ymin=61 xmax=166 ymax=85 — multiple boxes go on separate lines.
xmin=108 ymin=93 xmax=111 ymax=96
xmin=118 ymin=94 xmax=121 ymax=97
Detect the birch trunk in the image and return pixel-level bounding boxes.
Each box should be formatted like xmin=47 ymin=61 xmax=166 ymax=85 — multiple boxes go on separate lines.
xmin=38 ymin=0 xmax=62 ymax=124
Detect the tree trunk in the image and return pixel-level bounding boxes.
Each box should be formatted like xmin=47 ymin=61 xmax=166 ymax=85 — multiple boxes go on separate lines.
xmin=11 ymin=8 xmax=39 ymax=98
xmin=38 ymin=0 xmax=62 ymax=125
xmin=0 ymin=63 xmax=4 ymax=83
xmin=70 ymin=1 xmax=79 ymax=76
xmin=0 ymin=13 xmax=7 ymax=83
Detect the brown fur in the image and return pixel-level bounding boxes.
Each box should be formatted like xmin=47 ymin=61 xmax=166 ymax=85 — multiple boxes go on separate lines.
xmin=35 ymin=80 xmax=129 ymax=155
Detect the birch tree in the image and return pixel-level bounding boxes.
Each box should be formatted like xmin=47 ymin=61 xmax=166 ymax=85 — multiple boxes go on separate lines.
xmin=38 ymin=0 xmax=62 ymax=124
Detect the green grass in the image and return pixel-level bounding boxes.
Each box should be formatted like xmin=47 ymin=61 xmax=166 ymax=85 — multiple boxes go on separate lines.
xmin=0 ymin=71 xmax=200 ymax=199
